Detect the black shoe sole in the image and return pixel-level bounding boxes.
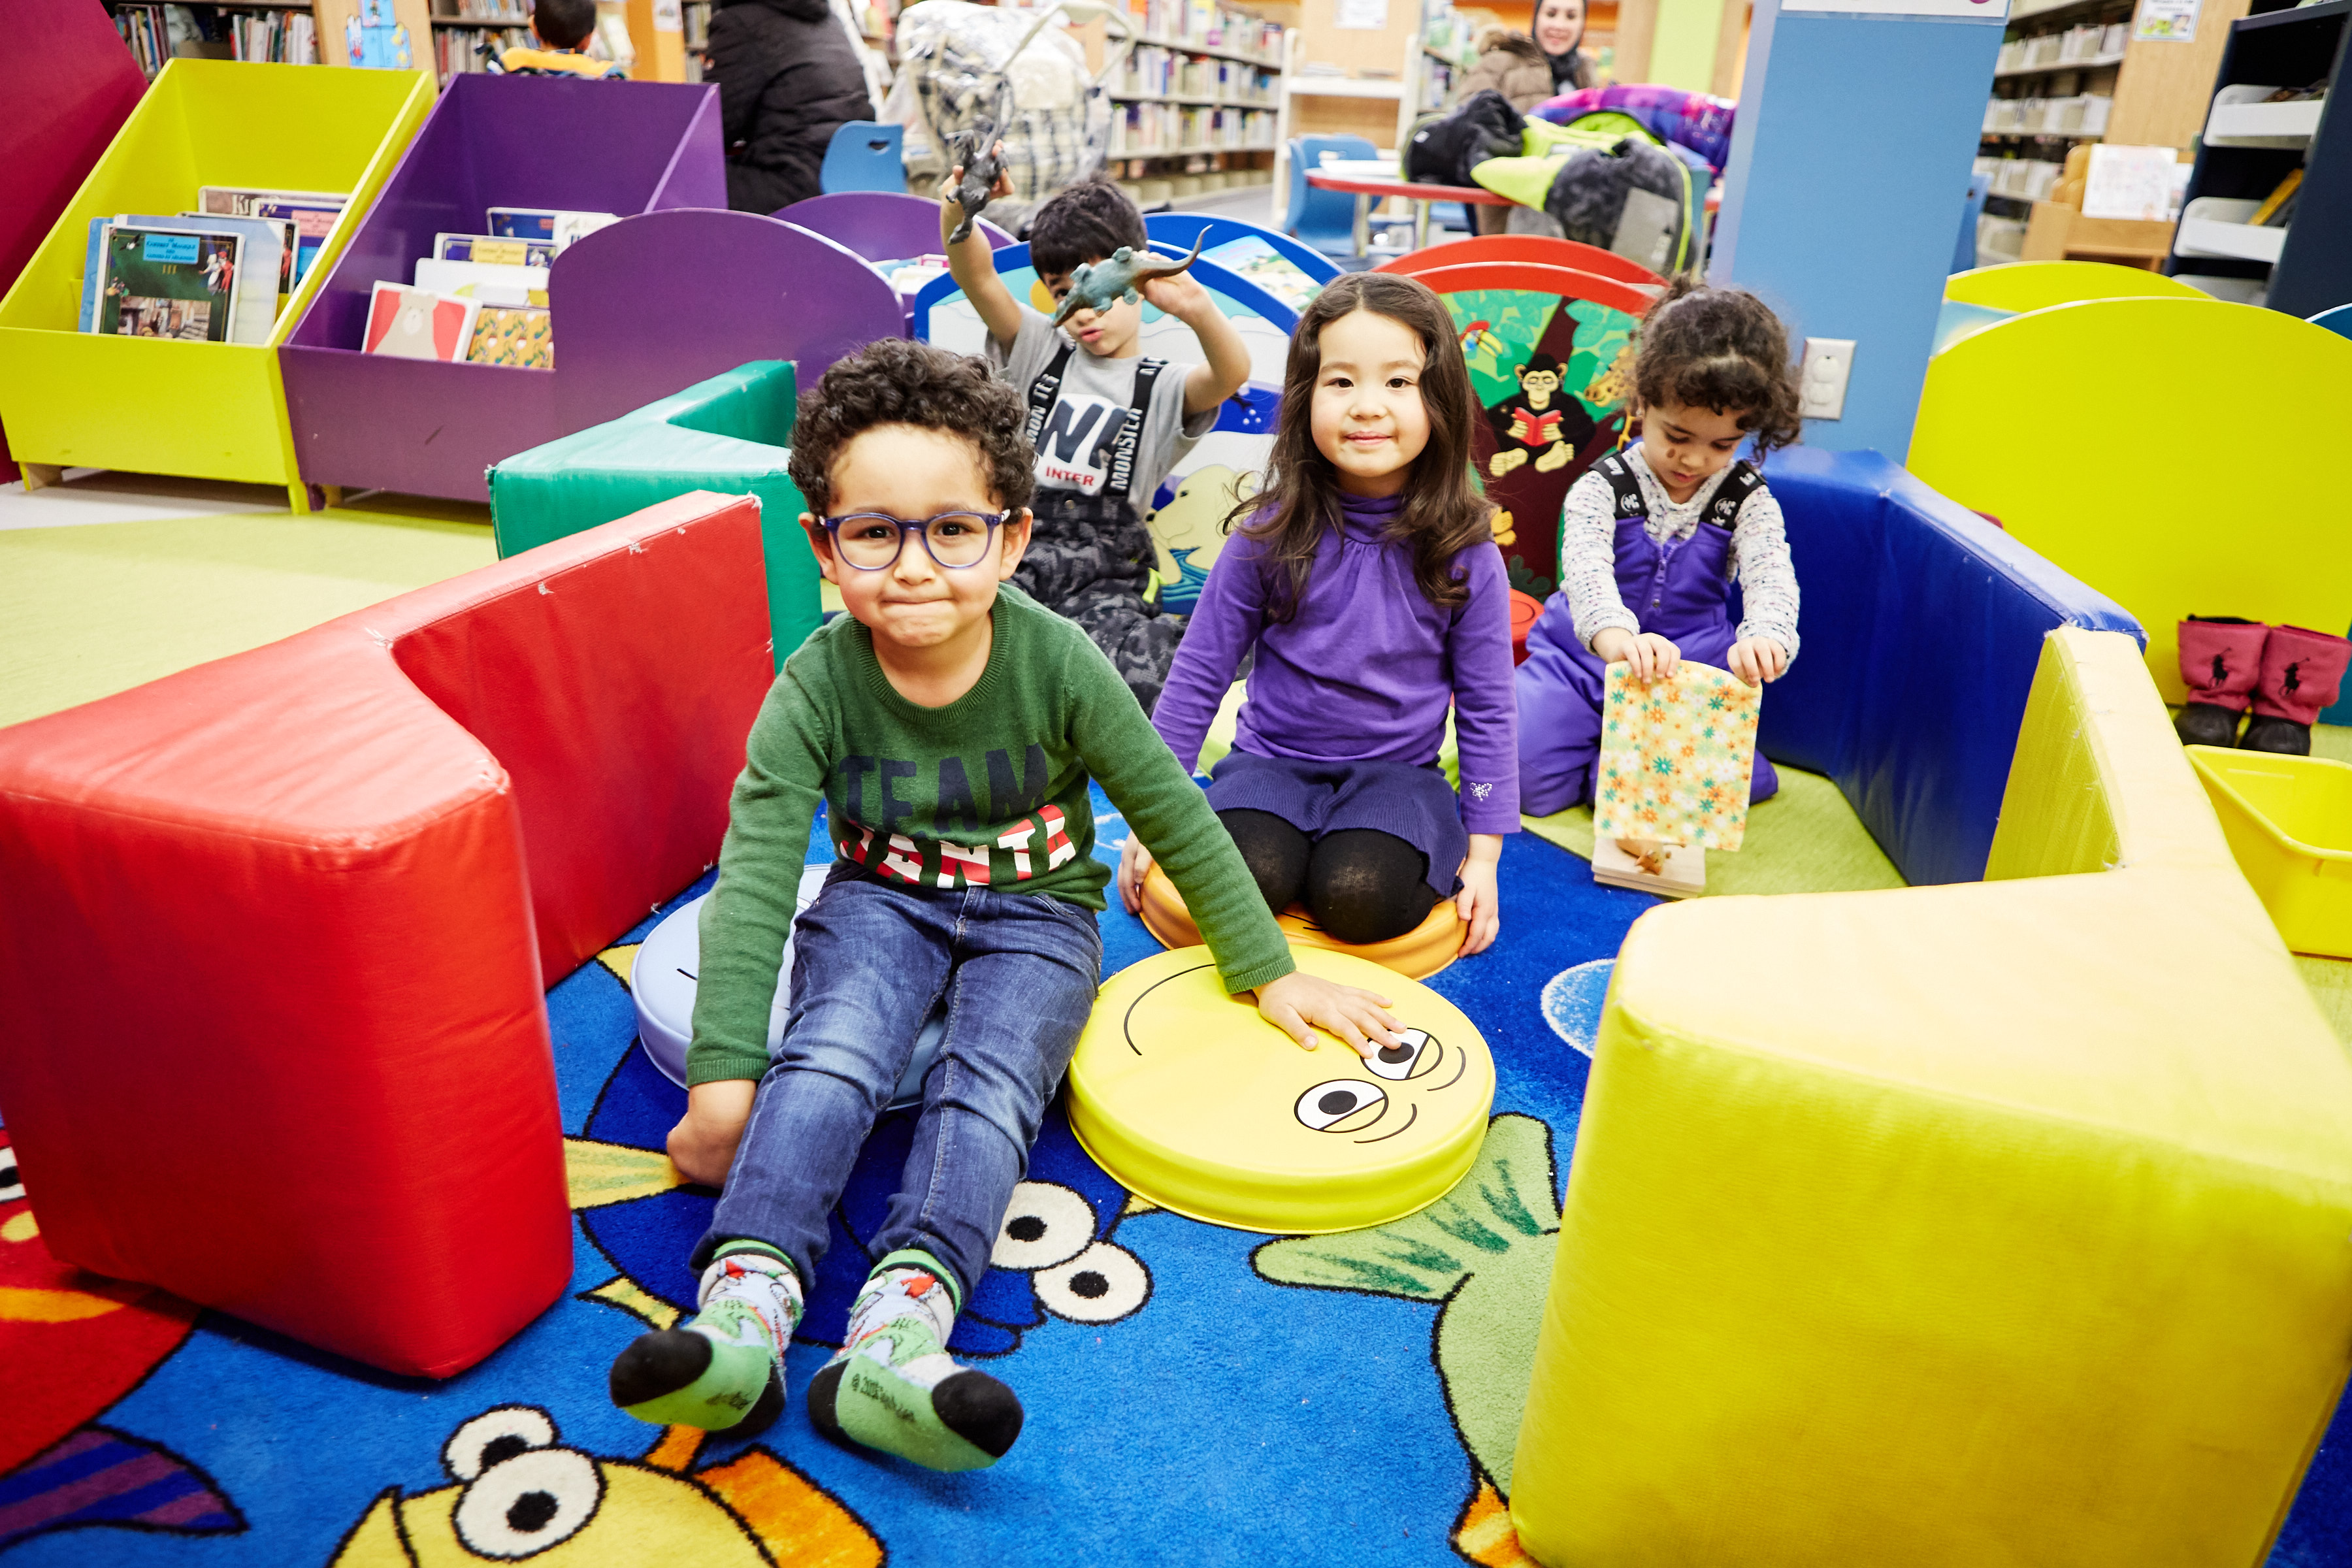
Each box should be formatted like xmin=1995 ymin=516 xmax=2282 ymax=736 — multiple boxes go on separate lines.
xmin=2240 ymin=715 xmax=2313 ymax=755
xmin=2175 ymin=702 xmax=2242 ymax=748
xmin=610 ymin=1329 xmax=785 ymax=1437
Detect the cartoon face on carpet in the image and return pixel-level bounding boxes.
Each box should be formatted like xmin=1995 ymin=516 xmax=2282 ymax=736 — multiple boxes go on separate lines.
xmin=1065 ymin=947 xmax=1497 ymax=1233
xmin=326 ymin=1406 xmax=879 ymax=1567
xmin=569 ymin=1042 xmax=1153 ymax=1356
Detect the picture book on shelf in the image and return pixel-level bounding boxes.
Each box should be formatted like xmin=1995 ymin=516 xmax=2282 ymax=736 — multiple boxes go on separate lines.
xmin=197 ymin=188 xmax=349 ymax=284
xmin=118 ymin=214 xmax=281 ymax=343
xmin=486 ymin=208 xmax=618 ymax=251
xmin=434 ymin=233 xmax=559 ymax=269
xmin=414 ymin=257 xmax=549 ymax=308
xmin=93 ymin=225 xmax=243 ymax=342
xmin=466 ymin=305 xmax=553 ymax=368
xmin=363 ymin=282 xmax=482 ymax=361
xmin=185 ymin=210 xmax=299 ymax=293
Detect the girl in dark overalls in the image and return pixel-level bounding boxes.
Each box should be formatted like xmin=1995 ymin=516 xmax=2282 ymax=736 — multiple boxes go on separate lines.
xmin=1516 ymin=281 xmax=1805 ymax=862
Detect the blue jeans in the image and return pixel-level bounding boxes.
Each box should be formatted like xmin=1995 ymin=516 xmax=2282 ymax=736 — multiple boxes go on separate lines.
xmin=695 ymin=868 xmax=1103 ymax=1303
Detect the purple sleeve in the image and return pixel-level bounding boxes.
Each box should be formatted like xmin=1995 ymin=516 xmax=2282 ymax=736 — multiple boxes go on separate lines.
xmin=1150 ymin=530 xmax=1269 ymax=771
xmin=1448 ymin=542 xmax=1520 ymax=832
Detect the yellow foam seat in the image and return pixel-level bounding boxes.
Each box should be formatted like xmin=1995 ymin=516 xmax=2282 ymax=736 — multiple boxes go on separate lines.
xmin=1137 ymin=861 xmax=1466 ymax=979
xmin=1509 ymin=628 xmax=2352 ymax=1566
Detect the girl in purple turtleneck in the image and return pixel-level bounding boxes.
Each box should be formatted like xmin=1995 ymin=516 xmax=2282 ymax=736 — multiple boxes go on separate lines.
xmin=1119 ymin=272 xmax=1518 ymax=953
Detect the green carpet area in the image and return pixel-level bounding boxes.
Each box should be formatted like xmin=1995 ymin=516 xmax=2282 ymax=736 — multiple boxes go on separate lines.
xmin=1521 ymin=764 xmax=1905 ymax=897
xmin=0 ymin=505 xmax=495 ymax=729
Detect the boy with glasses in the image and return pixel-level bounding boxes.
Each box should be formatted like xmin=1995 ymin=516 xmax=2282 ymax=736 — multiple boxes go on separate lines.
xmin=607 ymin=339 xmax=1402 ymax=1471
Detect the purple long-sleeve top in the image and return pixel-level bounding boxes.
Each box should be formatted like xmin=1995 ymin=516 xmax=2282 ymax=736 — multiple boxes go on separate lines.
xmin=1151 ymin=491 xmax=1522 ymax=835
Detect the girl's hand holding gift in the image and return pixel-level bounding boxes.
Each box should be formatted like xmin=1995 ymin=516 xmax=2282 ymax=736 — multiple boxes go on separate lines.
xmin=1593 ymin=626 xmax=1680 ymax=684
xmin=1728 ymin=635 xmax=1788 ymax=687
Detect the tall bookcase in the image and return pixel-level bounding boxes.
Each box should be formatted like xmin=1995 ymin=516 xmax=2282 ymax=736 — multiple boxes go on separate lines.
xmin=1102 ymin=0 xmax=1288 ymax=208
xmin=1974 ymin=0 xmax=2246 ymax=265
xmin=2164 ymin=0 xmax=2351 ymax=315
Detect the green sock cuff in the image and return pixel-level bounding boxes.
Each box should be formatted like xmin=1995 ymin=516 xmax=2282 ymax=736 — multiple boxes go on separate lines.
xmin=872 ymin=1249 xmax=962 ymax=1313
xmin=710 ymin=1241 xmax=804 ymax=1298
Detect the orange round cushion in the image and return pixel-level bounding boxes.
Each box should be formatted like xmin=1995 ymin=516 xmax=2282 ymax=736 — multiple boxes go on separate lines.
xmin=1137 ymin=863 xmax=1465 ymax=980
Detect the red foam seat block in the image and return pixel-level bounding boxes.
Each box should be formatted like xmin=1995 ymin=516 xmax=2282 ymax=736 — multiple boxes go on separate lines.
xmin=0 ymin=491 xmax=775 ymax=1377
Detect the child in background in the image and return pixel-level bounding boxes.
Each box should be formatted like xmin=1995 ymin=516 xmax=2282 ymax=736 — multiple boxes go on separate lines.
xmin=1122 ymin=272 xmax=1517 ymax=954
xmin=608 ymin=340 xmax=1401 ymax=1472
xmin=1514 ymin=278 xmax=1803 ymax=843
xmin=491 ymin=0 xmax=625 ymax=77
xmin=941 ymin=169 xmax=1250 ymax=711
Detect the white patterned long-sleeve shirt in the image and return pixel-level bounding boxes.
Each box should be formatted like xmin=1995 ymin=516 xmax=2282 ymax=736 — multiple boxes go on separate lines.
xmin=1557 ymin=443 xmax=1801 ymax=662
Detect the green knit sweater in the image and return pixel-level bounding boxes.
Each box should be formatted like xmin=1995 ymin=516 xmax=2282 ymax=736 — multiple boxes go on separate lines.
xmin=688 ymin=585 xmax=1296 ymax=1085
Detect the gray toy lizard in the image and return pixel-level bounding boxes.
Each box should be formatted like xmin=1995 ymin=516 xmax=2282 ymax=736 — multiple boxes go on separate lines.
xmin=1048 ymin=232 xmax=1206 ymax=327
xmin=945 ymin=119 xmax=1007 ymax=244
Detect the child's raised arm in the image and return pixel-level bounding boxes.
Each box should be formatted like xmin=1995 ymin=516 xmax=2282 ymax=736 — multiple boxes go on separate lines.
xmin=1137 ymin=268 xmax=1250 ymax=415
xmin=938 ymin=148 xmax=1022 ymax=348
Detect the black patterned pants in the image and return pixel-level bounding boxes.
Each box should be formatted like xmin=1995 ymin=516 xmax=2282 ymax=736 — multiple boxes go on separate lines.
xmin=1014 ymin=493 xmax=1186 ymax=713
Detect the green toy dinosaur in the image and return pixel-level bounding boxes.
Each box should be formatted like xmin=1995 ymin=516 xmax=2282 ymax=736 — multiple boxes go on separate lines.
xmin=1048 ymin=232 xmax=1206 ymax=327
xmin=1253 ymin=1113 xmax=1563 ymax=1563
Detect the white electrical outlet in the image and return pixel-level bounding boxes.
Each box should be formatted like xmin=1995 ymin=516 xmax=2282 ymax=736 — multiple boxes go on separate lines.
xmin=1799 ymin=337 xmax=1855 ymax=421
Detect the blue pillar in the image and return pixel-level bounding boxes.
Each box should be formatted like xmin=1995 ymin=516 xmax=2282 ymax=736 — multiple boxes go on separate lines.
xmin=1709 ymin=0 xmax=2003 ymax=459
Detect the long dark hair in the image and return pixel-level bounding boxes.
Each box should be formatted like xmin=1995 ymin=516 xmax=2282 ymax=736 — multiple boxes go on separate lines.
xmin=1631 ymin=275 xmax=1803 ymax=457
xmin=1229 ymin=272 xmax=1492 ymax=621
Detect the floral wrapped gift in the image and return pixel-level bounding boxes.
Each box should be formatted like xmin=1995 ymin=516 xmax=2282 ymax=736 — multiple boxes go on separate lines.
xmin=1591 ymin=661 xmax=1763 ymax=852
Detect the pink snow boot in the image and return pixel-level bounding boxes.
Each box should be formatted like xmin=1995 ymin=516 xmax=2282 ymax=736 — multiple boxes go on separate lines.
xmin=2174 ymin=616 xmax=2268 ymax=747
xmin=2242 ymin=624 xmax=2351 ymax=755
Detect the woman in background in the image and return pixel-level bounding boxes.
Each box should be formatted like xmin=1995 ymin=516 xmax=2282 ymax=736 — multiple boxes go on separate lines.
xmin=1460 ymin=0 xmax=1595 ymax=233
xmin=706 ymin=0 xmax=877 ymax=214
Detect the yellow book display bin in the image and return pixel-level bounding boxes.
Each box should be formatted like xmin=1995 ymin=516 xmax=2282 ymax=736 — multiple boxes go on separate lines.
xmin=0 ymin=61 xmax=429 ymax=512
xmin=1510 ymin=629 xmax=2352 ymax=1567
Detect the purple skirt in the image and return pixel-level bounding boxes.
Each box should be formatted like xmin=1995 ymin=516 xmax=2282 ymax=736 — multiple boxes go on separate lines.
xmin=1205 ymin=749 xmax=1468 ymax=900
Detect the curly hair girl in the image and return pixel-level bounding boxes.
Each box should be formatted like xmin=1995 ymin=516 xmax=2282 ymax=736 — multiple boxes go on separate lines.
xmin=1631 ymin=275 xmax=1803 ymax=458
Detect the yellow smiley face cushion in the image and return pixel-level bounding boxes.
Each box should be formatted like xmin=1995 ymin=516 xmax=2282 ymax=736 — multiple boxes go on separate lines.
xmin=1067 ymin=945 xmax=1496 ymax=1234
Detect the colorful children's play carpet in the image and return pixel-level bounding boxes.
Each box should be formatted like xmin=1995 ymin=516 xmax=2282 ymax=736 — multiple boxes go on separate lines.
xmin=5 ymin=791 xmax=2349 ymax=1565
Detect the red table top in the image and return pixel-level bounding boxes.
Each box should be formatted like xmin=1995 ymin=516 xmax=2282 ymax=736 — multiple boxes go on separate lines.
xmin=1305 ymin=171 xmax=1514 ymax=205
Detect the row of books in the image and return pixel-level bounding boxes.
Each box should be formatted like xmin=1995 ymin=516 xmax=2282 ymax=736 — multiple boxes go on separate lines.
xmin=112 ymin=4 xmax=321 ymax=74
xmin=357 ymin=205 xmax=621 ymax=369
xmin=1119 ymin=48 xmax=1279 ymax=103
xmin=1122 ymin=0 xmax=1282 ymax=58
xmin=1108 ymin=104 xmax=1276 ymax=157
xmin=434 ymin=25 xmax=531 ymax=76
xmin=78 ymin=187 xmax=350 ymax=344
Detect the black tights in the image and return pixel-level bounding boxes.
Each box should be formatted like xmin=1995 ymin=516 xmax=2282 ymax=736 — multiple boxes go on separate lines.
xmin=1218 ymin=809 xmax=1437 ymax=945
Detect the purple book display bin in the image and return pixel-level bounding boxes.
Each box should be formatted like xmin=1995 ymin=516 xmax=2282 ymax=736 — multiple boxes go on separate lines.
xmin=776 ymin=190 xmax=1016 ymax=262
xmin=280 ymin=74 xmax=742 ymax=504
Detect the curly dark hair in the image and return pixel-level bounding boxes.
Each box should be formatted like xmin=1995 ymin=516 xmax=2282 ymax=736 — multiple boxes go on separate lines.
xmin=1229 ymin=271 xmax=1493 ymax=621
xmin=1631 ymin=276 xmax=1803 ymax=457
xmin=786 ymin=339 xmax=1036 ymax=516
xmin=1026 ymin=175 xmax=1149 ymax=278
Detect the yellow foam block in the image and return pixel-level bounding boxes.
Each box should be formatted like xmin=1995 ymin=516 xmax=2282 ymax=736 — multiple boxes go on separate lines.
xmin=1509 ymin=628 xmax=2352 ymax=1567
xmin=1067 ymin=945 xmax=1495 ymax=1234
xmin=1910 ymin=299 xmax=2352 ymax=703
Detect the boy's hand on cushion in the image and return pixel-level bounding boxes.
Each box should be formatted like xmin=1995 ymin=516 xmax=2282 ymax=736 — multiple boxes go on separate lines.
xmin=1728 ymin=636 xmax=1788 ymax=687
xmin=1593 ymin=627 xmax=1680 ymax=683
xmin=667 ymin=1079 xmax=756 ymax=1187
xmin=1252 ymin=972 xmax=1405 ymax=1058
xmin=1116 ymin=836 xmax=1153 ymax=914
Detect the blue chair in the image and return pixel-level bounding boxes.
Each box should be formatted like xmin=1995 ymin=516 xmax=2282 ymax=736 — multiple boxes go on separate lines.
xmin=1282 ymin=134 xmax=1413 ymax=263
xmin=1954 ymin=171 xmax=1992 ymax=274
xmin=821 ymin=120 xmax=906 ymax=195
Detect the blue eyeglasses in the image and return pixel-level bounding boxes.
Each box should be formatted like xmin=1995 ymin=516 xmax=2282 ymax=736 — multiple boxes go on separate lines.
xmin=820 ymin=509 xmax=1013 ymax=571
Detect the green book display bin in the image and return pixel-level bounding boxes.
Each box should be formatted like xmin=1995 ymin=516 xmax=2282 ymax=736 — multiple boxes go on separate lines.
xmin=0 ymin=60 xmax=431 ymax=512
xmin=487 ymin=360 xmax=818 ymax=664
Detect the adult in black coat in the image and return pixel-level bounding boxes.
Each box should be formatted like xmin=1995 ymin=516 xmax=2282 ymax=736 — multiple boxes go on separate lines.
xmin=706 ymin=0 xmax=877 ymax=214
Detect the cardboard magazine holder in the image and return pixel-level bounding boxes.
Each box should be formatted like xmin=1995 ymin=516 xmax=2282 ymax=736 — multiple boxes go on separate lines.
xmin=0 ymin=60 xmax=429 ymax=512
xmin=278 ymin=74 xmax=724 ymax=505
